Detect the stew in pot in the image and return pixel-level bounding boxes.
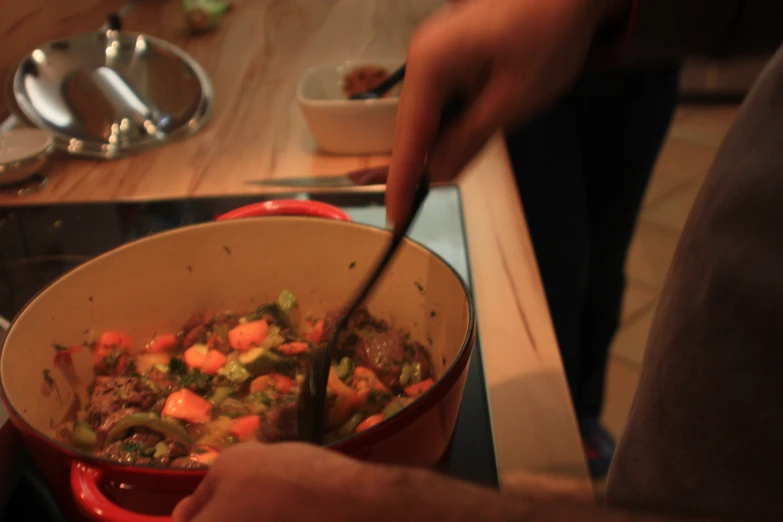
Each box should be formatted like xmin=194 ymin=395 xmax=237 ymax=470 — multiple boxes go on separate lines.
xmin=49 ymin=290 xmax=434 ymax=468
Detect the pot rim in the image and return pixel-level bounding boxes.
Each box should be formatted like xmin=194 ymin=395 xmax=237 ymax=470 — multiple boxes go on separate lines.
xmin=0 ymin=216 xmax=475 ymax=475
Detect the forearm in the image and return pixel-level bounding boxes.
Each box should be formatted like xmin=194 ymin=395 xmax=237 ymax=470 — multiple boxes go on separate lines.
xmin=391 ymin=467 xmax=729 ymax=522
xmin=611 ymin=0 xmax=782 ymax=61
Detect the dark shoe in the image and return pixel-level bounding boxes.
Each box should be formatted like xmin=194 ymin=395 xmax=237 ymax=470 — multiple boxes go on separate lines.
xmin=579 ymin=418 xmax=615 ymax=478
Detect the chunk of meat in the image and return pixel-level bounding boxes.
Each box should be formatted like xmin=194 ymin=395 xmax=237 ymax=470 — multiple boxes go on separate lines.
xmin=260 ymin=402 xmax=298 ymax=442
xmin=322 ymin=306 xmax=381 ymax=340
xmin=97 ymin=432 xmax=161 ymax=465
xmin=183 ymin=310 xmax=215 ymax=332
xmin=207 ymin=332 xmax=230 ymax=353
xmin=323 ymin=306 xmax=387 ymax=357
xmin=152 ymin=397 xmax=167 ymax=415
xmin=155 ymin=438 xmax=191 ymax=465
xmin=145 ymin=367 xmax=175 ymax=394
xmin=182 ymin=310 xmax=218 ymax=349
xmin=355 ymin=331 xmax=405 ymax=388
xmin=87 ymin=377 xmax=160 ymax=428
xmin=212 ymin=312 xmax=240 ymax=330
xmin=182 ymin=325 xmax=208 ymax=349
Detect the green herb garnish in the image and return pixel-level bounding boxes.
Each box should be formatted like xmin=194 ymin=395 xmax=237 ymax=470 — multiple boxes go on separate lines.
xmin=169 ymin=357 xmax=188 ymax=375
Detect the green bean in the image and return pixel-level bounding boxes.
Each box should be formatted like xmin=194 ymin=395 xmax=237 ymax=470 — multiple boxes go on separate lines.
xmin=107 ymin=413 xmax=191 ymax=444
xmin=209 ymin=386 xmax=234 ymax=406
xmin=337 ymin=413 xmax=365 ymax=438
xmin=335 ymin=357 xmax=354 ymax=381
xmin=399 ymin=363 xmax=413 ymax=387
xmin=382 ymin=398 xmax=412 ymax=419
xmin=411 ymin=361 xmax=423 ymax=385
xmin=72 ymin=421 xmax=97 ymax=449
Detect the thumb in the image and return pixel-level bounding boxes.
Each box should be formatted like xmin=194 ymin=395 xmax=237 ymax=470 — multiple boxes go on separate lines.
xmin=171 ymin=470 xmax=218 ymax=522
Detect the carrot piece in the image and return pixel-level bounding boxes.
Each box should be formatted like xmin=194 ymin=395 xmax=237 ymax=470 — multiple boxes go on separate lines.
xmin=135 ymin=352 xmax=171 ymax=374
xmin=303 ymin=320 xmax=324 ymax=343
xmin=146 ymin=333 xmax=178 ymax=353
xmin=328 ymin=367 xmax=355 ymax=397
xmin=191 ymin=447 xmax=220 ymax=465
xmin=98 ymin=331 xmax=133 ymax=352
xmin=184 ymin=344 xmax=209 ymax=369
xmin=200 ymin=350 xmax=227 ymax=375
xmin=404 ymin=378 xmax=434 ymax=398
xmin=353 ymin=366 xmax=390 ymax=392
xmin=163 ymin=389 xmax=212 ymax=424
xmin=272 ymin=374 xmax=294 ymax=394
xmin=275 ymin=342 xmax=309 ymax=356
xmin=327 ymin=367 xmax=358 ymax=427
xmin=228 ymin=320 xmax=269 ymax=351
xmin=356 ymin=414 xmax=384 ymax=433
xmin=352 ymin=380 xmax=381 ymax=409
xmin=93 ymin=331 xmax=133 ymax=364
xmin=230 ymin=415 xmax=260 ymax=441
xmin=328 ymin=393 xmax=355 ymax=429
xmin=249 ymin=373 xmax=294 ymax=394
xmin=249 ymin=375 xmax=271 ymax=394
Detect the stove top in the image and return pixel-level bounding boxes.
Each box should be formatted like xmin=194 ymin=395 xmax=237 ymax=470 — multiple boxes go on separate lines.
xmin=0 ymin=188 xmax=497 ymax=519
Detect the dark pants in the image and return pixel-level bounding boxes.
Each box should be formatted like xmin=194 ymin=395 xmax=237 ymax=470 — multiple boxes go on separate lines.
xmin=505 ymin=66 xmax=681 ymax=419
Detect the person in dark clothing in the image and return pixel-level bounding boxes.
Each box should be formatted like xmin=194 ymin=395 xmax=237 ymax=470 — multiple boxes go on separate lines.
xmin=505 ymin=65 xmax=681 ymax=477
xmin=174 ymin=2 xmax=783 ymax=522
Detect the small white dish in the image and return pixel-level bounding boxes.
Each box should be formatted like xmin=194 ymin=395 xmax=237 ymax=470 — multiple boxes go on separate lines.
xmin=297 ymin=59 xmax=403 ymax=155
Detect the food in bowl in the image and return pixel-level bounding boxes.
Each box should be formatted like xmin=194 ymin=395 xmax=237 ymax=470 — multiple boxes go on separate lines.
xmin=341 ymin=65 xmax=391 ymax=98
xmin=50 ymin=290 xmax=434 ymax=468
xmin=297 ymin=60 xmax=402 ymax=153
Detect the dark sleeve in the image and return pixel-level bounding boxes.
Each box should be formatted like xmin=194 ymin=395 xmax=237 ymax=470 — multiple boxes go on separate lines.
xmin=623 ymin=0 xmax=783 ymax=60
xmin=607 ymin=45 xmax=783 ymax=521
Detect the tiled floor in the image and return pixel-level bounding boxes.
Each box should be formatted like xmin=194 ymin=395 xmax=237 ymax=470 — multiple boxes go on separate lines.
xmin=600 ymin=103 xmax=740 ymax=441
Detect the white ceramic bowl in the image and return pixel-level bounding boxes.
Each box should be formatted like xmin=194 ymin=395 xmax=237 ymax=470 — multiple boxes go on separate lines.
xmin=297 ymin=59 xmax=403 ymax=155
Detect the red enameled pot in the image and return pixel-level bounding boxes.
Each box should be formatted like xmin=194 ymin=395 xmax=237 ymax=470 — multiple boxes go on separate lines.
xmin=0 ymin=200 xmax=475 ymax=521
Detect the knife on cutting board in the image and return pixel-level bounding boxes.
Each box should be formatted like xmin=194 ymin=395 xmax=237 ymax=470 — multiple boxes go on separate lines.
xmin=244 ymin=166 xmax=451 ymax=188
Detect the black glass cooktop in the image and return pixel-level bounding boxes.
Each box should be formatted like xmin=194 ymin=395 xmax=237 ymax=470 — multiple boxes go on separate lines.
xmin=0 ymin=189 xmax=498 ymax=520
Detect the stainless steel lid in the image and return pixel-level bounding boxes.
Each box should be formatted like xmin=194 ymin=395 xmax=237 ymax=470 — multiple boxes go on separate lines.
xmin=11 ymin=28 xmax=213 ymax=159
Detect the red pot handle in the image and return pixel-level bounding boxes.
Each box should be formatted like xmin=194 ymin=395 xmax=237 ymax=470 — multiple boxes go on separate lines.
xmin=215 ymin=199 xmax=352 ymax=222
xmin=71 ymin=462 xmax=172 ymax=522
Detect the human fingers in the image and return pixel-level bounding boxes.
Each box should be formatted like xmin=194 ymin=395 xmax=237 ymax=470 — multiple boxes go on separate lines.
xmin=426 ymin=74 xmax=518 ymax=182
xmin=171 ymin=472 xmax=218 ymax=522
xmin=385 ymin=65 xmax=441 ymax=226
xmin=385 ymin=10 xmax=488 ymax=226
xmin=171 ymin=442 xmax=272 ymax=522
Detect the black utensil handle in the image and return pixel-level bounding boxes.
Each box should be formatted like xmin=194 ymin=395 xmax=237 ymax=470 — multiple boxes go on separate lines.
xmin=338 ymin=178 xmax=428 ymax=327
xmin=298 ymin=346 xmax=330 ymax=444
xmin=298 ymin=95 xmax=463 ymax=445
xmin=370 ymin=64 xmax=406 ymax=96
xmin=301 ymin=178 xmax=429 ymax=445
